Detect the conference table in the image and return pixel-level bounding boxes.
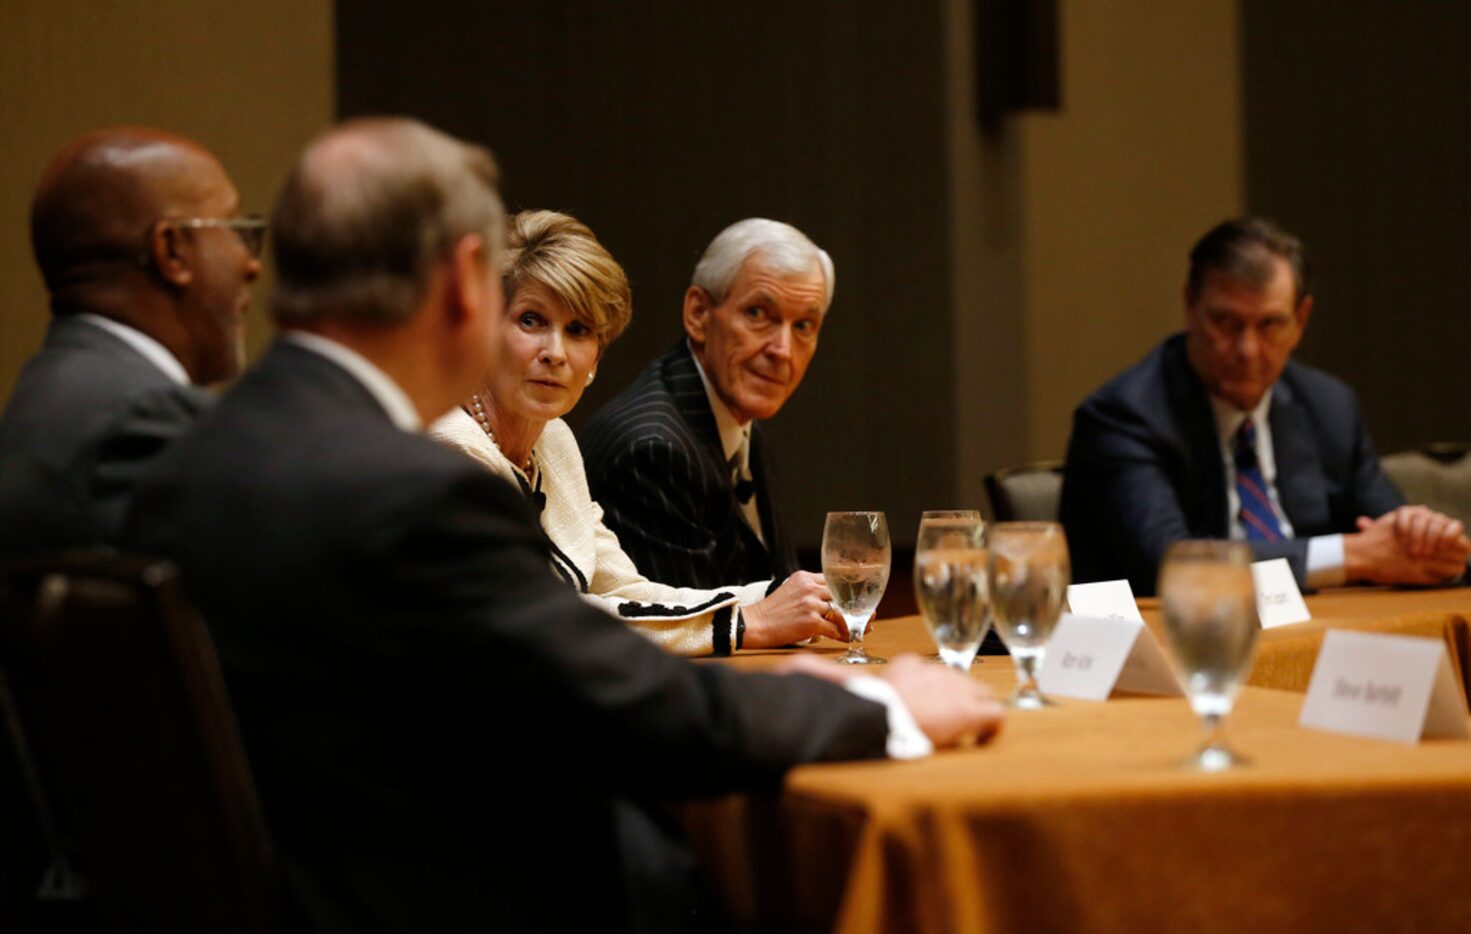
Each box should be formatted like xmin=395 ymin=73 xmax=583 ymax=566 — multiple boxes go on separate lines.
xmin=688 ymin=587 xmax=1471 ymax=933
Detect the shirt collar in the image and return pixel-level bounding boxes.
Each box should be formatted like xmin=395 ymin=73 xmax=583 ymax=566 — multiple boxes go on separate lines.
xmin=688 ymin=340 xmax=750 ymax=466
xmin=1210 ymin=388 xmax=1274 ymax=446
xmin=284 ymin=331 xmax=422 ymax=432
xmin=74 ymin=313 xmax=190 ymax=386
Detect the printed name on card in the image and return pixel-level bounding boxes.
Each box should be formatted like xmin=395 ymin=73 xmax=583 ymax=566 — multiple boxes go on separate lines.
xmin=1066 ymin=580 xmax=1144 ymax=622
xmin=1251 ymin=557 xmax=1311 ymax=628
xmin=1299 ymin=630 xmax=1470 ymax=743
xmin=1037 ymin=614 xmax=1182 ymax=701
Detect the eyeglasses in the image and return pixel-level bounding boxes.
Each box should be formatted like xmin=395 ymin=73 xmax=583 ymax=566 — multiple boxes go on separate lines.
xmin=167 ymin=214 xmax=268 ymax=258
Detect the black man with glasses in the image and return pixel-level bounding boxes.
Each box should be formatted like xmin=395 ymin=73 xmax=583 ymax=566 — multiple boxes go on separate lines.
xmin=0 ymin=126 xmax=263 ymax=560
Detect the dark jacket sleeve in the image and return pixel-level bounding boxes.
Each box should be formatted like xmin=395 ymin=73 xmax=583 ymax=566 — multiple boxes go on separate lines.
xmin=366 ymin=470 xmax=889 ymax=796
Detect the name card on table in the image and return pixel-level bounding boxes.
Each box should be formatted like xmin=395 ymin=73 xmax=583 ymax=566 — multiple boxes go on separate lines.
xmin=1251 ymin=558 xmax=1311 ymax=628
xmin=1065 ymin=580 xmax=1144 ymax=622
xmin=1299 ymin=630 xmax=1470 ymax=743
xmin=1037 ymin=614 xmax=1182 ymax=701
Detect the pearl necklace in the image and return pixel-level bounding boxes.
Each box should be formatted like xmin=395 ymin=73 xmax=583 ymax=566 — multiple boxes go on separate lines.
xmin=466 ymin=392 xmax=495 ymax=438
xmin=464 ymin=392 xmax=537 ymax=480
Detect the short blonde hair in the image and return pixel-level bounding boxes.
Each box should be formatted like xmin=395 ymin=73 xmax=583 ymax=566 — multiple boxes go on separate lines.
xmin=502 ymin=210 xmax=631 ymax=349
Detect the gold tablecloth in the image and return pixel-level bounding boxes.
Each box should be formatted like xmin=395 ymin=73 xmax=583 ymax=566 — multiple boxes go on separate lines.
xmin=1139 ymin=586 xmax=1471 ymax=698
xmin=694 ymin=591 xmax=1471 ymax=933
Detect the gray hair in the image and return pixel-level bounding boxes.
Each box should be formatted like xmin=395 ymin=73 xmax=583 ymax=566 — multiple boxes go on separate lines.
xmin=271 ymin=117 xmax=505 ymax=324
xmin=691 ymin=218 xmax=835 ymax=310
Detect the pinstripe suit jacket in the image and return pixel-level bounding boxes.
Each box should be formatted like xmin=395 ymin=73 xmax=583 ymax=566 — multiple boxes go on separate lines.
xmin=581 ymin=341 xmax=798 ymax=590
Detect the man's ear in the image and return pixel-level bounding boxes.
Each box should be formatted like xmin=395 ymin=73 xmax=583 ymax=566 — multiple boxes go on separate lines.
xmin=149 ymin=220 xmax=192 ymax=286
xmin=1294 ymin=294 xmax=1314 ymax=332
xmin=446 ymin=234 xmax=494 ymax=329
xmin=683 ymin=285 xmax=711 ymax=345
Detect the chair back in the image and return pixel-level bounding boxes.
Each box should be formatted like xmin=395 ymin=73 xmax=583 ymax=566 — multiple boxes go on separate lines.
xmin=1381 ymin=444 xmax=1471 ymax=529
xmin=985 ymin=461 xmax=1066 ymax=522
xmin=0 ymin=553 xmax=278 ymax=933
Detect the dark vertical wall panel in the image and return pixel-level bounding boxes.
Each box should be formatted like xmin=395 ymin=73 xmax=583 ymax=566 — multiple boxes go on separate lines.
xmin=337 ymin=3 xmax=955 ymax=547
xmin=1242 ymin=2 xmax=1471 ymax=451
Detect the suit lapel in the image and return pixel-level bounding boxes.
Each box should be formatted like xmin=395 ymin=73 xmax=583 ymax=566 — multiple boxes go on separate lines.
xmin=662 ymin=342 xmax=773 ymax=571
xmin=1163 ymin=337 xmax=1230 ymax=536
xmin=749 ymin=425 xmax=794 ymax=576
xmin=1269 ymin=379 xmax=1328 ymax=534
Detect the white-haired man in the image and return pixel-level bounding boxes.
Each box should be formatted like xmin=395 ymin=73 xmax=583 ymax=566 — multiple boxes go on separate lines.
xmin=582 ymin=219 xmax=831 ymax=620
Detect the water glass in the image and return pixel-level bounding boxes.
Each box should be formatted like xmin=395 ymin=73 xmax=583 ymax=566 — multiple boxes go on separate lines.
xmin=988 ymin=521 xmax=1070 ymax=708
xmin=821 ymin=511 xmax=891 ymax=665
xmin=914 ymin=513 xmax=989 ymax=672
xmin=1158 ymin=540 xmax=1259 ymax=771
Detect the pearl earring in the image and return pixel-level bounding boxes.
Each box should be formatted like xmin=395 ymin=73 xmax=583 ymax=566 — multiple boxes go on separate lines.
xmin=587 ymin=371 xmax=596 ymax=385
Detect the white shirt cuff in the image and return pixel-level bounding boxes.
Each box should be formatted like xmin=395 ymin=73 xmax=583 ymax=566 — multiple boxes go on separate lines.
xmin=1305 ymin=534 xmax=1347 ymax=589
xmin=841 ymin=675 xmax=934 ymax=760
xmin=731 ymin=608 xmax=743 ymax=651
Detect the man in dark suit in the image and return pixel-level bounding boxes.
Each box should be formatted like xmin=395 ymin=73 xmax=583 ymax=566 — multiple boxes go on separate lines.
xmin=0 ymin=127 xmax=260 ymax=929
xmin=121 ymin=118 xmax=1001 ymax=933
xmin=1061 ymin=217 xmax=1469 ymax=596
xmin=582 ymin=219 xmax=830 ymax=596
xmin=0 ymin=127 xmax=263 ymax=559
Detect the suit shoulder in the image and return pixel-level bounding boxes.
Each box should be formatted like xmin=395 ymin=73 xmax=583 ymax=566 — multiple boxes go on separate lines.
xmin=582 ymin=373 xmax=698 ymax=465
xmin=1280 ymin=358 xmax=1360 ymax=408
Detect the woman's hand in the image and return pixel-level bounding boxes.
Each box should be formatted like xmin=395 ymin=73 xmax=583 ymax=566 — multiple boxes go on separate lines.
xmin=740 ymin=571 xmax=849 ymax=648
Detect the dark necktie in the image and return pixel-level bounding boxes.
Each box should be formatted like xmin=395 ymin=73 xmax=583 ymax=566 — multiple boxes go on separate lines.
xmin=1235 ymin=419 xmax=1283 ymax=542
xmin=728 ymin=453 xmax=755 ymax=504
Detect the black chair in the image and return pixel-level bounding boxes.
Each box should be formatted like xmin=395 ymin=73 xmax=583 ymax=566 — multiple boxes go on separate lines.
xmin=0 ymin=554 xmax=278 ymax=933
xmin=984 ymin=461 xmax=1065 ymax=522
xmin=1381 ymin=443 xmax=1471 ymax=530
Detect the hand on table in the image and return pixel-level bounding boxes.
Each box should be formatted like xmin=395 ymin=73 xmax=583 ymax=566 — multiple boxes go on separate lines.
xmin=741 ymin=571 xmax=848 ymax=648
xmin=779 ymin=654 xmax=1004 ymax=747
xmin=1378 ymin=505 xmax=1471 ymax=560
xmin=1346 ymin=506 xmax=1470 ymax=585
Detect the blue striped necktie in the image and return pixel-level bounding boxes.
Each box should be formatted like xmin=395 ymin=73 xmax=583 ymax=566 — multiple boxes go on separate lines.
xmin=1235 ymin=419 xmax=1283 ymax=542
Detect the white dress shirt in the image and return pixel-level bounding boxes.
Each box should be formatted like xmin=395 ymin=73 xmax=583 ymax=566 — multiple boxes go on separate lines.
xmin=688 ymin=346 xmax=766 ymax=544
xmin=284 ymin=331 xmax=422 ymax=432
xmin=1210 ymin=392 xmax=1345 ymax=588
xmin=76 ymin=313 xmax=190 ymax=386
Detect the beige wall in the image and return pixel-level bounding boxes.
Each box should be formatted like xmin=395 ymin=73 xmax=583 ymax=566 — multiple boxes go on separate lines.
xmin=1018 ymin=0 xmax=1244 ymax=461
xmin=0 ymin=0 xmax=335 ymax=406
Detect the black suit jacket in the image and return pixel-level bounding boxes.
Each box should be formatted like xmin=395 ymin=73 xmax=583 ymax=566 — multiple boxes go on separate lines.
xmin=0 ymin=315 xmax=210 ymax=924
xmin=580 ymin=341 xmax=798 ymax=591
xmin=0 ymin=315 xmax=210 ymax=560
xmin=120 ymin=342 xmax=887 ymax=933
xmin=1060 ymin=333 xmax=1403 ymax=596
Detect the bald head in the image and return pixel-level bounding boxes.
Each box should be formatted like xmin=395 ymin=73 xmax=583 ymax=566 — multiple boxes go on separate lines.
xmin=31 ymin=127 xmax=234 ymax=297
xmin=27 ymin=127 xmax=259 ymax=383
xmin=271 ymin=117 xmax=505 ymax=325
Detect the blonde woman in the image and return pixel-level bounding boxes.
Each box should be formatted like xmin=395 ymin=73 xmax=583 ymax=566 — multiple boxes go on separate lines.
xmin=430 ymin=211 xmax=844 ymax=655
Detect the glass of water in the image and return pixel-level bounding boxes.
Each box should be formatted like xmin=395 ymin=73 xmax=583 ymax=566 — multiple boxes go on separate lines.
xmin=914 ymin=513 xmax=989 ymax=672
xmin=988 ymin=521 xmax=1070 ymax=708
xmin=821 ymin=511 xmax=891 ymax=665
xmin=1158 ymin=540 xmax=1259 ymax=772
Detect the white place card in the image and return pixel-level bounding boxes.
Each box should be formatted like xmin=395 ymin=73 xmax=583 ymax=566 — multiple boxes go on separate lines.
xmin=1299 ymin=630 xmax=1470 ymax=743
xmin=1065 ymin=580 xmax=1144 ymax=622
xmin=1037 ymin=614 xmax=1183 ymax=701
xmin=1251 ymin=558 xmax=1311 ymax=628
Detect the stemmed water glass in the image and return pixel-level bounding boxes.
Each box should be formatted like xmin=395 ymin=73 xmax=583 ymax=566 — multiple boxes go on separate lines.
xmin=821 ymin=511 xmax=890 ymax=665
xmin=914 ymin=512 xmax=989 ymax=672
xmin=988 ymin=521 xmax=1070 ymax=708
xmin=1158 ymin=540 xmax=1260 ymax=772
